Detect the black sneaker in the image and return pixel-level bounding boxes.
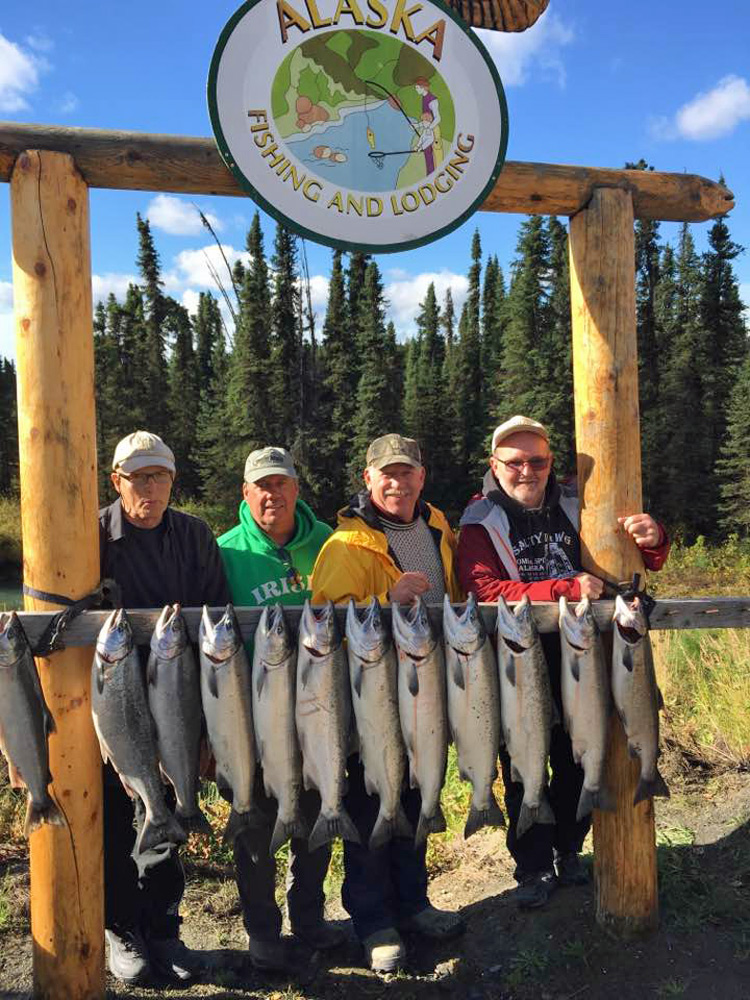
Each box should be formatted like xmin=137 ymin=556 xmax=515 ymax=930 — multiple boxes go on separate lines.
xmin=148 ymin=936 xmax=204 ymax=982
xmin=105 ymin=928 xmax=152 ymax=985
xmin=554 ymin=851 xmax=590 ymax=886
xmin=515 ymin=870 xmax=558 ymax=910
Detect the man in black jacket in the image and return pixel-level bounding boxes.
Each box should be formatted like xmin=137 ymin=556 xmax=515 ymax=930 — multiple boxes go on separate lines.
xmin=100 ymin=431 xmax=230 ymax=986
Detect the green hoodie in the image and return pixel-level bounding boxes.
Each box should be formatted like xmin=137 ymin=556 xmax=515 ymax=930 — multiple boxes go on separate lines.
xmin=217 ymin=497 xmax=332 ymax=607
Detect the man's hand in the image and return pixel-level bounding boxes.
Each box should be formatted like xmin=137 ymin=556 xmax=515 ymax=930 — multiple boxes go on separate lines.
xmin=618 ymin=514 xmax=661 ymax=549
xmin=575 ymin=573 xmax=604 ymax=599
xmin=389 ymin=572 xmax=430 ymax=605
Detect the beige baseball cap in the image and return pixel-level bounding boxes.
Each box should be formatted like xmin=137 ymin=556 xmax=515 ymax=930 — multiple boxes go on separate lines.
xmin=366 ymin=433 xmax=422 ymax=470
xmin=244 ymin=446 xmax=298 ymax=483
xmin=112 ymin=431 xmax=176 ymax=474
xmin=492 ymin=415 xmax=549 ymax=452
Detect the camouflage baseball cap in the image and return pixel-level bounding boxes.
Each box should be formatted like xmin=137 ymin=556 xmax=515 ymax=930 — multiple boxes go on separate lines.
xmin=244 ymin=446 xmax=298 ymax=483
xmin=366 ymin=433 xmax=422 ymax=470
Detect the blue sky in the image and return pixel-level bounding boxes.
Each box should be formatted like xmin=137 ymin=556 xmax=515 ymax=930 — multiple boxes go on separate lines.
xmin=0 ymin=0 xmax=748 ymax=360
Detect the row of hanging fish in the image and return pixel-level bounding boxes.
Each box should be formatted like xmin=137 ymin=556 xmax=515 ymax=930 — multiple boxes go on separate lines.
xmin=0 ymin=591 xmax=669 ymax=849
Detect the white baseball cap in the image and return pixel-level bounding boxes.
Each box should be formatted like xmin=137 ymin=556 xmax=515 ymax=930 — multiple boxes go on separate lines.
xmin=112 ymin=431 xmax=176 ymax=474
xmin=491 ymin=415 xmax=549 ymax=452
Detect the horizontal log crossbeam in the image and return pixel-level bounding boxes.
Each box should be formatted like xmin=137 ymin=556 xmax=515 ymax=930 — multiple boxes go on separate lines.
xmin=13 ymin=596 xmax=750 ymax=650
xmin=0 ymin=123 xmax=734 ymax=222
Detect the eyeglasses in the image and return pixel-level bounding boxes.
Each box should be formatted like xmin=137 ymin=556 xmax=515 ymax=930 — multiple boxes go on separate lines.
xmin=494 ymin=456 xmax=551 ymax=473
xmin=278 ymin=547 xmax=302 ymax=588
xmin=118 ymin=470 xmax=173 ymax=487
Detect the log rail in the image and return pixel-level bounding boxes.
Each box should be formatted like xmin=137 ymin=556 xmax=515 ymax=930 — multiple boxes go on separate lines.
xmin=12 ymin=596 xmax=750 ymax=650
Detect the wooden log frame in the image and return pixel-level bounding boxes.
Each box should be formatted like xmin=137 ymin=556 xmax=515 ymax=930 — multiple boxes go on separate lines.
xmin=0 ymin=123 xmax=735 ymax=222
xmin=10 ymin=596 xmax=750 ymax=650
xmin=0 ymin=118 xmax=736 ymax=996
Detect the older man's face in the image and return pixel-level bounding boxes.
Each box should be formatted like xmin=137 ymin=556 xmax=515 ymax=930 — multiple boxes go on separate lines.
xmin=243 ymin=474 xmax=299 ymax=541
xmin=490 ymin=431 xmax=552 ymax=509
xmin=112 ymin=465 xmax=174 ymax=529
xmin=365 ymin=462 xmax=425 ymax=521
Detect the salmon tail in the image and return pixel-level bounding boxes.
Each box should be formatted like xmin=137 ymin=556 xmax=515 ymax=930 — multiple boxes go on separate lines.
xmin=269 ymin=813 xmax=308 ymax=856
xmin=25 ymin=795 xmax=66 ymax=837
xmin=138 ymin=813 xmax=187 ymax=853
xmin=576 ymin=783 xmax=616 ymax=822
xmin=176 ymin=806 xmax=213 ymax=838
xmin=222 ymin=805 xmax=266 ymax=845
xmin=369 ymin=802 xmax=413 ymax=850
xmin=633 ymin=767 xmax=670 ymax=805
xmin=415 ymin=804 xmax=446 ymax=846
xmin=517 ymin=796 xmax=555 ymax=839
xmin=308 ymin=807 xmax=361 ymax=852
xmin=464 ymin=794 xmax=506 ymax=839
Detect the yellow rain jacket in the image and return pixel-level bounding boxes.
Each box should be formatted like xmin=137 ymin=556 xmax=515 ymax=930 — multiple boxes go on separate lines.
xmin=311 ymin=492 xmax=464 ymax=606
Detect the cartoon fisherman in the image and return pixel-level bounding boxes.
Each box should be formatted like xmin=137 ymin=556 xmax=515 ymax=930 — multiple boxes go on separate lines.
xmin=413 ymin=76 xmax=442 ymax=176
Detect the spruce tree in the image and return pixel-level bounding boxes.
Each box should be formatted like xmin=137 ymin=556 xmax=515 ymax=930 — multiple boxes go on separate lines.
xmin=270 ymin=224 xmax=301 ymax=443
xmin=166 ymin=300 xmax=199 ymax=497
xmin=193 ymin=321 xmax=235 ymax=508
xmin=717 ymin=353 xmax=750 ymax=534
xmin=135 ymin=214 xmax=168 ymax=430
xmin=480 ymin=255 xmax=507 ymax=423
xmin=404 ymin=284 xmax=445 ymax=499
xmin=0 ymin=360 xmax=18 ymax=493
xmin=193 ymin=292 xmax=223 ymax=399
xmin=541 ymin=217 xmax=574 ymax=471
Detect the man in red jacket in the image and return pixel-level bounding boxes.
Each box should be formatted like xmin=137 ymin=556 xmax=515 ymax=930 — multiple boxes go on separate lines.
xmin=457 ymin=415 xmax=669 ymax=908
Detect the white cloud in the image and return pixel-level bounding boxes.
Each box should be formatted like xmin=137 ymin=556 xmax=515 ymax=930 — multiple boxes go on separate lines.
xmin=91 ymin=272 xmax=139 ymax=304
xmin=0 ymin=281 xmax=13 ymax=313
xmin=146 ymin=195 xmax=223 ymax=237
xmin=475 ymin=11 xmax=575 ymax=88
xmin=0 ymin=313 xmax=14 ymax=362
xmin=300 ymin=274 xmax=330 ymax=311
xmin=25 ymin=34 xmax=54 ymax=53
xmin=0 ymin=32 xmax=46 ymax=112
xmin=57 ymin=90 xmax=79 ymax=114
xmin=385 ymin=270 xmax=469 ymax=335
xmin=740 ymin=282 xmax=750 ymax=322
xmin=167 ymin=243 xmax=248 ymax=290
xmin=181 ymin=289 xmax=202 ymax=315
xmin=651 ymin=75 xmax=750 ymax=142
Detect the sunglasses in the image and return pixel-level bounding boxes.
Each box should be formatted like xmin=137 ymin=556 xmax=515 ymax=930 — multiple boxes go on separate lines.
xmin=278 ymin=547 xmax=302 ymax=588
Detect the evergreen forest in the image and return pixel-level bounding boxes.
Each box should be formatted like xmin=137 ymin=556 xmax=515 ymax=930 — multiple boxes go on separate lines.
xmin=0 ymin=181 xmax=746 ymax=539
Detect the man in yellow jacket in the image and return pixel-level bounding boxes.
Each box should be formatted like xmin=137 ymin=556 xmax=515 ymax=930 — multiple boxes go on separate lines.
xmin=311 ymin=433 xmax=465 ymax=974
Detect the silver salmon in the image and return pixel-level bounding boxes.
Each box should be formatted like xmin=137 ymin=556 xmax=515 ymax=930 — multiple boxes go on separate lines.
xmin=346 ymin=597 xmax=411 ymax=850
xmin=444 ymin=594 xmax=505 ymax=838
xmin=393 ymin=597 xmax=448 ymax=845
xmin=252 ymin=603 xmax=306 ymax=855
xmin=92 ymin=609 xmax=186 ymax=853
xmin=496 ymin=595 xmax=555 ymax=839
xmin=147 ymin=604 xmax=211 ymax=836
xmin=296 ymin=600 xmax=360 ymax=852
xmin=559 ymin=596 xmax=615 ymax=820
xmin=199 ymin=604 xmax=260 ymax=843
xmin=0 ymin=612 xmax=64 ymax=837
xmin=611 ymin=595 xmax=669 ymax=805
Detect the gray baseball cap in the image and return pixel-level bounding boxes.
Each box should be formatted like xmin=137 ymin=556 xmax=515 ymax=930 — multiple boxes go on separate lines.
xmin=244 ymin=446 xmax=298 ymax=483
xmin=366 ymin=433 xmax=422 ymax=470
xmin=112 ymin=431 xmax=176 ymax=474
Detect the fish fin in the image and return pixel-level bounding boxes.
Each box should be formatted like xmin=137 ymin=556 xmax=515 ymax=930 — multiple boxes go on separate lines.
xmin=308 ymin=807 xmax=361 ymax=852
xmin=95 ymin=662 xmax=106 ymax=695
xmin=176 ymin=807 xmax=213 ymax=838
xmin=505 ymin=660 xmax=516 ymax=687
xmin=622 ymin=647 xmax=634 ymax=673
xmin=256 ymin=665 xmax=266 ymax=698
xmin=517 ymin=796 xmax=555 ymax=839
xmin=464 ymin=794 xmax=505 ymax=839
xmin=222 ymin=805 xmax=266 ymax=845
xmin=510 ymin=763 xmax=523 ymax=784
xmin=25 ymin=795 xmax=66 ymax=837
xmin=138 ymin=813 xmax=187 ymax=854
xmin=363 ymin=770 xmax=377 ymax=797
xmin=407 ymin=662 xmax=419 ymax=697
xmin=352 ymin=661 xmax=363 ymax=699
xmin=550 ymin=700 xmax=561 ymax=728
xmin=300 ymin=661 xmax=314 ymax=689
xmin=415 ymin=804 xmax=446 ymax=846
xmin=207 ymin=665 xmax=219 ymax=699
xmin=146 ymin=656 xmax=158 ymax=687
xmin=42 ymin=703 xmax=56 ymax=738
xmin=270 ymin=813 xmax=308 ymax=856
xmin=451 ymin=657 xmax=465 ymax=691
xmin=570 ymin=659 xmax=580 ymax=683
xmin=657 ymin=686 xmax=665 ymax=711
xmin=575 ymin=786 xmax=595 ymax=821
xmin=369 ymin=801 xmax=413 ymax=850
xmin=634 ymin=767 xmax=670 ymax=805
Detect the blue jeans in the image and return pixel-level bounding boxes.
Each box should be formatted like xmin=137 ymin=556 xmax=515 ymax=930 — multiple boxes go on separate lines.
xmin=341 ymin=754 xmax=428 ymax=941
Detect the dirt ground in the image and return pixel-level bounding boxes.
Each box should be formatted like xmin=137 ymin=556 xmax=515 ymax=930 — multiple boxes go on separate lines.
xmin=1 ymin=755 xmax=749 ymax=1000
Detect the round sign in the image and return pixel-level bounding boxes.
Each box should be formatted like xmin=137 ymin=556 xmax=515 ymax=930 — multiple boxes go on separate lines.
xmin=208 ymin=0 xmax=509 ymax=253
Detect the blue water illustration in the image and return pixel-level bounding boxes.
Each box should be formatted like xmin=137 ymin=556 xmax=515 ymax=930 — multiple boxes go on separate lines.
xmin=284 ymin=100 xmax=418 ymax=193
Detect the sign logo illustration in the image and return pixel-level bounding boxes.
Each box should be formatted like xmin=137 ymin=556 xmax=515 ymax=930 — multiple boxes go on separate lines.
xmin=209 ymin=0 xmax=509 ymax=252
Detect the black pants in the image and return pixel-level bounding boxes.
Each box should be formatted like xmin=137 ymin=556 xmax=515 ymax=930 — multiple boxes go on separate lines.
xmin=229 ymin=771 xmax=332 ymax=942
xmin=341 ymin=754 xmax=429 ymax=941
xmin=103 ymin=763 xmax=184 ymax=938
xmin=501 ymin=635 xmax=590 ymax=879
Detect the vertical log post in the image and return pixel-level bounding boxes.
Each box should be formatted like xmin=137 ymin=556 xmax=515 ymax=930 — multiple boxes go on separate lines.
xmin=11 ymin=150 xmax=104 ymax=998
xmin=569 ymin=186 xmax=658 ymax=933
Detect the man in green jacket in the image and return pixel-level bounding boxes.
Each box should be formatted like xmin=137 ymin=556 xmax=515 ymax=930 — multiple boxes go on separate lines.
xmin=217 ymin=447 xmax=342 ymax=970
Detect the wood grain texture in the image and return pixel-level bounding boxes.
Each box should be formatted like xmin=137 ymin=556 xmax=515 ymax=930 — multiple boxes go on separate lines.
xmin=444 ymin=0 xmax=548 ymax=31
xmin=13 ymin=596 xmax=750 ymax=649
xmin=11 ymin=150 xmax=104 ymax=999
xmin=0 ymin=123 xmax=735 ymax=222
xmin=569 ymin=187 xmax=658 ymax=934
